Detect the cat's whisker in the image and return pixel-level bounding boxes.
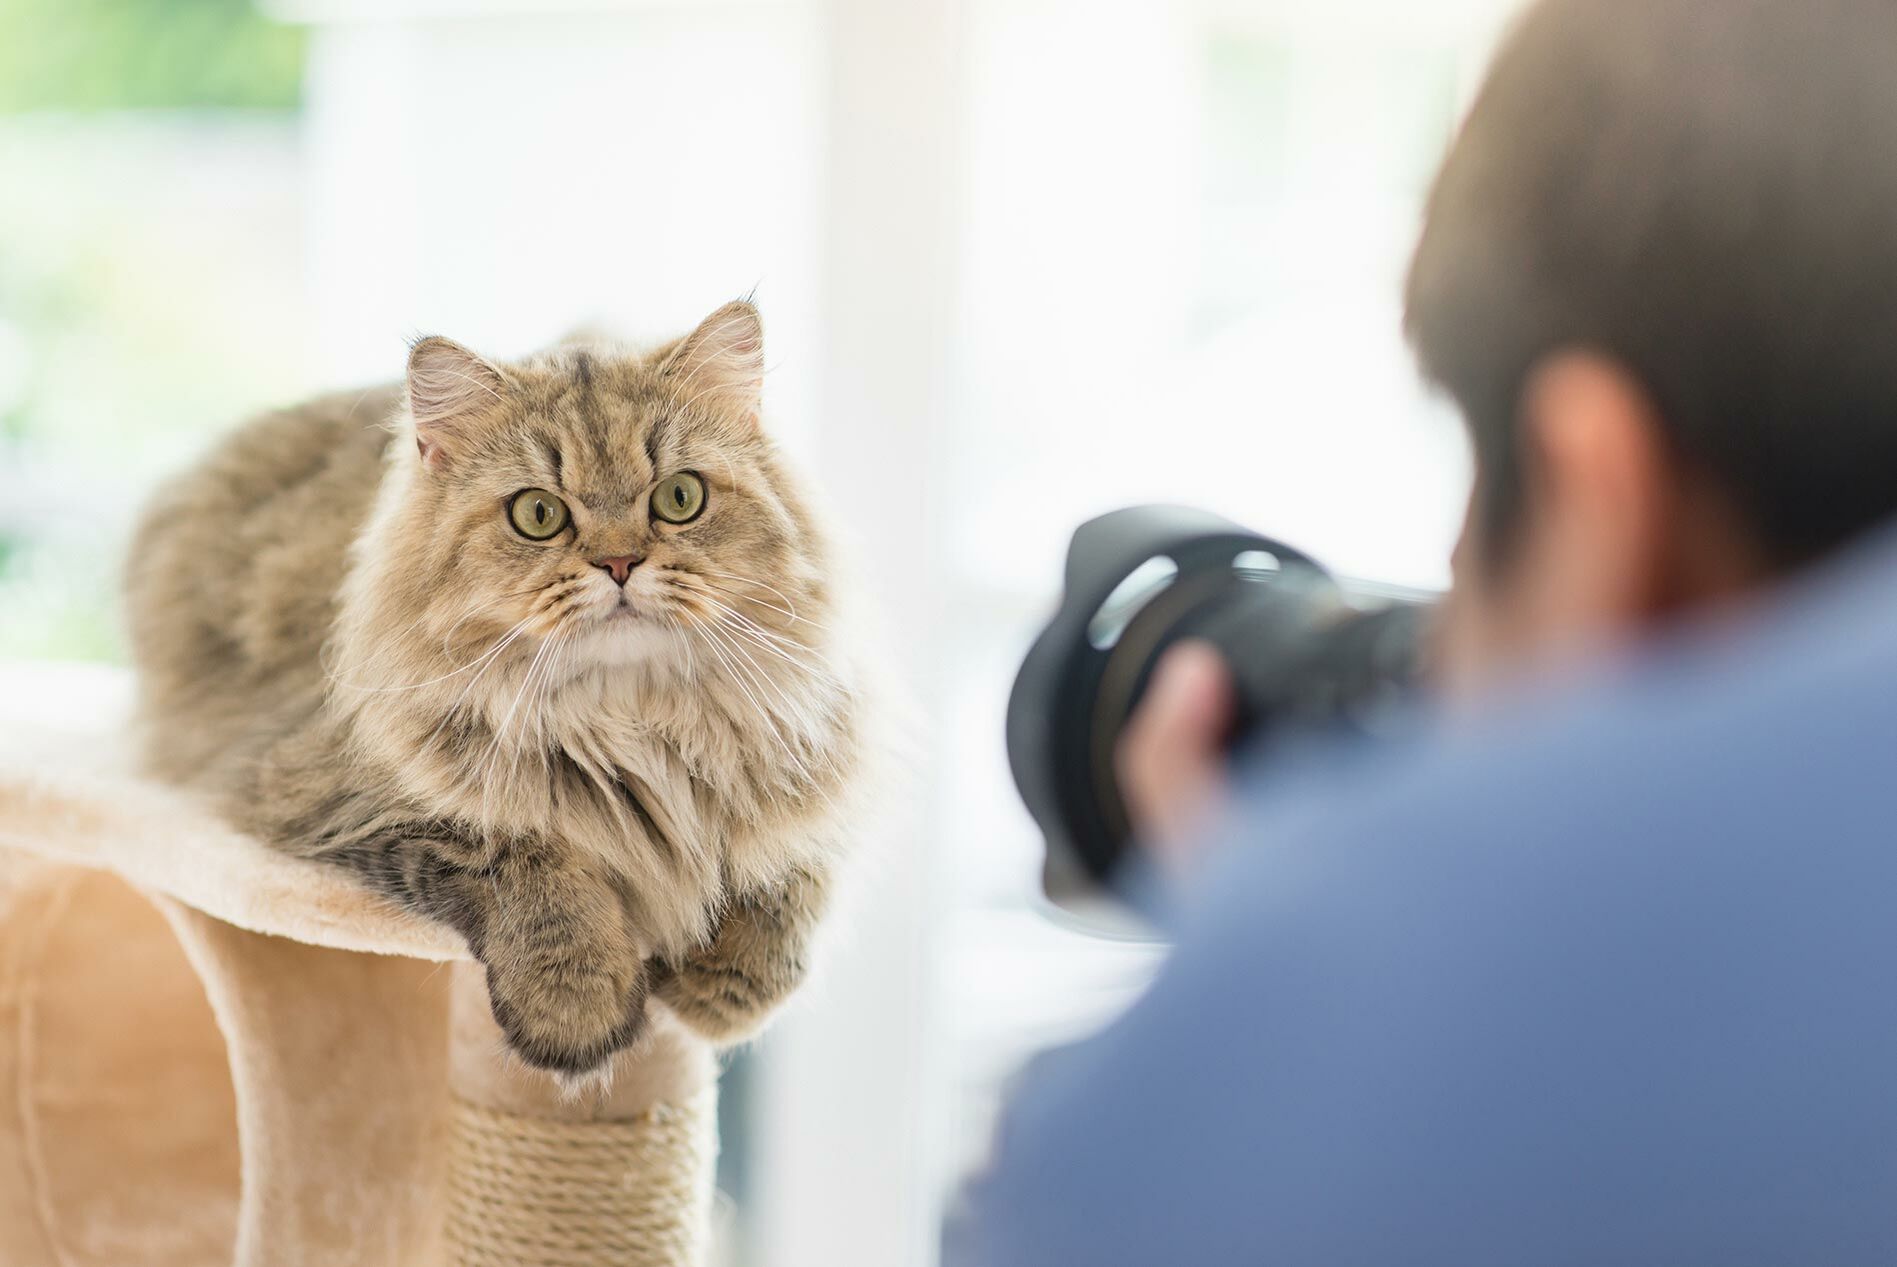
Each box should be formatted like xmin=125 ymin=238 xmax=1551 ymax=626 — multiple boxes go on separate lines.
xmin=676 ymin=577 xmax=811 ymax=650
xmin=665 ymin=575 xmax=818 ymax=672
xmin=693 ymin=621 xmax=815 ymax=788
xmin=438 ymin=601 xmax=523 ymax=659
xmin=701 ymin=597 xmax=821 ymax=659
xmin=523 ymin=628 xmax=574 ymax=752
xmin=695 ymin=620 xmax=822 ymax=787
xmin=662 ymin=612 xmax=701 ymax=683
xmin=689 ymin=628 xmax=788 ymax=783
xmin=436 ymin=585 xmax=561 ymax=652
xmin=330 ymin=627 xmax=512 ymax=697
xmin=696 ymin=583 xmax=797 ymax=627
xmin=479 ymin=632 xmax=562 ymax=822
xmin=516 ymin=652 xmax=554 ymax=764
xmin=526 ymin=633 xmax=575 ymax=764
xmin=332 ymin=618 xmax=531 ymax=694
xmin=420 ymin=627 xmax=531 ymax=755
xmin=326 ymin=588 xmax=529 ymax=687
xmin=717 ymin=632 xmax=833 ymax=709
xmin=693 ymin=569 xmax=801 ymax=617
xmin=709 ymin=610 xmax=829 ymax=680
xmin=347 ymin=383 xmax=384 ymax=425
xmin=687 ymin=587 xmax=792 ymax=637
xmin=695 ymin=570 xmax=827 ymax=632
xmin=692 ymin=593 xmax=841 ymax=681
xmin=721 ymin=646 xmax=836 ymax=784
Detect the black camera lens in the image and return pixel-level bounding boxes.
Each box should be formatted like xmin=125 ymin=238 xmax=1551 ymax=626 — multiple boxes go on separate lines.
xmin=1006 ymin=505 xmax=1433 ymax=899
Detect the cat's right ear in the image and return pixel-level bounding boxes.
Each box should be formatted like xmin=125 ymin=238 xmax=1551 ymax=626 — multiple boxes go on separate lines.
xmin=406 ymin=336 xmax=508 ymax=471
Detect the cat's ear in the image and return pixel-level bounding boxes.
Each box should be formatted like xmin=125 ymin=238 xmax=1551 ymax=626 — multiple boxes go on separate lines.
xmin=658 ymin=300 xmax=764 ymax=423
xmin=406 ymin=336 xmax=508 ymax=470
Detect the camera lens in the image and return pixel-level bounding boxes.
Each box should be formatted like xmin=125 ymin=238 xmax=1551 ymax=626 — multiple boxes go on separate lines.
xmin=1007 ymin=506 xmax=1431 ymax=899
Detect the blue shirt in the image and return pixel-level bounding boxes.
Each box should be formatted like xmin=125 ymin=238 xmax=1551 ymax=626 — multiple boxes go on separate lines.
xmin=948 ymin=530 xmax=1897 ymax=1266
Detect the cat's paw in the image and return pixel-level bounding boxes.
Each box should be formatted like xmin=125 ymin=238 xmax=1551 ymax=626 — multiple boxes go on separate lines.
xmin=648 ymin=948 xmax=798 ymax=1045
xmin=483 ymin=952 xmax=649 ymax=1079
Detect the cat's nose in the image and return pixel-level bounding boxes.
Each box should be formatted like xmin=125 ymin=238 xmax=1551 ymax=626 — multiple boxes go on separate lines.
xmin=590 ymin=554 xmax=644 ymax=586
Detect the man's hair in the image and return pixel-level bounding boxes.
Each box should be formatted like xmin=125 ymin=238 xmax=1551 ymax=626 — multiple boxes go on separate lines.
xmin=1406 ymin=0 xmax=1897 ymax=569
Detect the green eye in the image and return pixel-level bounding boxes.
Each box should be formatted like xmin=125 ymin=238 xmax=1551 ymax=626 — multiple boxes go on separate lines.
xmin=651 ymin=471 xmax=707 ymax=524
xmin=507 ymin=488 xmax=570 ymax=540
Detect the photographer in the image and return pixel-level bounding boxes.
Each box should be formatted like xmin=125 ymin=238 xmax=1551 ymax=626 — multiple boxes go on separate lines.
xmin=950 ymin=0 xmax=1897 ymax=1262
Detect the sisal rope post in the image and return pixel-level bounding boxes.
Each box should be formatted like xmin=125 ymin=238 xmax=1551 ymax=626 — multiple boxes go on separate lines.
xmin=444 ymin=963 xmax=719 ymax=1267
xmin=446 ymin=1092 xmax=717 ymax=1267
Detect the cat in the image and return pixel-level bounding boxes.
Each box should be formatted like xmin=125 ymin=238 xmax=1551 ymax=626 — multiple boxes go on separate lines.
xmin=124 ymin=301 xmax=864 ymax=1080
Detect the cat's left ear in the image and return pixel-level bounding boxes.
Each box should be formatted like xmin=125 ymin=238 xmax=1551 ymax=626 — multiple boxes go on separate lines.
xmin=407 ymin=336 xmax=508 ymax=471
xmin=658 ymin=300 xmax=764 ymax=424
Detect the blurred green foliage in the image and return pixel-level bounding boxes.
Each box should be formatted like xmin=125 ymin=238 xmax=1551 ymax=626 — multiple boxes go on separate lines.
xmin=0 ymin=0 xmax=304 ymax=112
xmin=0 ymin=117 xmax=313 ymax=662
xmin=0 ymin=0 xmax=310 ymax=662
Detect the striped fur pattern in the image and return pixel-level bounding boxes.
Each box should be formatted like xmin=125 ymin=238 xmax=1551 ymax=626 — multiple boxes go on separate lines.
xmin=125 ymin=302 xmax=863 ymax=1079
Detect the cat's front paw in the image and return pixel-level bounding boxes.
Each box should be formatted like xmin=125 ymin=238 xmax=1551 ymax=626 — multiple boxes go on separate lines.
xmin=648 ymin=933 xmax=806 ymax=1045
xmin=650 ymin=870 xmax=824 ymax=1045
xmin=483 ymin=949 xmax=649 ymax=1082
xmin=648 ymin=972 xmax=769 ymax=1045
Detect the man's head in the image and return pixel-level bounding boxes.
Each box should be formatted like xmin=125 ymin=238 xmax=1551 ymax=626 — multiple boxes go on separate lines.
xmin=1408 ymin=0 xmax=1897 ymax=689
xmin=1120 ymin=0 xmax=1897 ymax=852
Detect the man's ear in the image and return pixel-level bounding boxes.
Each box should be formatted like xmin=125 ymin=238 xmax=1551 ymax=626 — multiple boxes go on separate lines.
xmin=658 ymin=300 xmax=764 ymax=423
xmin=407 ymin=336 xmax=508 ymax=470
xmin=1517 ymin=351 xmax=1675 ymax=635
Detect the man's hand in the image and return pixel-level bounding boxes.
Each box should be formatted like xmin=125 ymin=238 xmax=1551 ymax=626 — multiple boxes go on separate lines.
xmin=1114 ymin=641 xmax=1237 ymax=870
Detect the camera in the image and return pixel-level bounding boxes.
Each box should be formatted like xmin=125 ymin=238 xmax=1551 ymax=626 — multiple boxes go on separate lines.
xmin=1007 ymin=505 xmax=1433 ymax=899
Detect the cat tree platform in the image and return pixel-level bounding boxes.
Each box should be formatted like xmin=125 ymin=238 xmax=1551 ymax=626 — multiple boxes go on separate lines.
xmin=0 ymin=752 xmax=719 ymax=1267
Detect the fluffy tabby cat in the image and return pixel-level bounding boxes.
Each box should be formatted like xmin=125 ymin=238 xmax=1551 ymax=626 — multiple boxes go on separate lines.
xmin=125 ymin=301 xmax=863 ymax=1079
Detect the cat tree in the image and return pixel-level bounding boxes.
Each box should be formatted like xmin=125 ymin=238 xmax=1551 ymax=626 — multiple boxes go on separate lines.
xmin=0 ymin=759 xmax=720 ymax=1267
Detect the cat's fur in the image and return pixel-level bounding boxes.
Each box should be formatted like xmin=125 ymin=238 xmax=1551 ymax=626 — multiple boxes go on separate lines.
xmin=124 ymin=302 xmax=863 ymax=1078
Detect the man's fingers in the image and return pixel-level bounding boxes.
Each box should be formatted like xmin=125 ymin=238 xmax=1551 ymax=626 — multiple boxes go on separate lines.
xmin=1116 ymin=641 xmax=1236 ymax=861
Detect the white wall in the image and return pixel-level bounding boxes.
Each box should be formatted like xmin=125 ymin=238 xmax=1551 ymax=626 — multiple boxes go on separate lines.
xmin=297 ymin=2 xmax=823 ymax=449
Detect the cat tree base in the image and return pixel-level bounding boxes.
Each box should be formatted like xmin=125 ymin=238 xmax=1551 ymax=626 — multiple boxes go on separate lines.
xmin=0 ymin=766 xmax=717 ymax=1267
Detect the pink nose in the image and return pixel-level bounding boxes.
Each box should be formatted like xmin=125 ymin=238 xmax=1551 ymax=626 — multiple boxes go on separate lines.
xmin=591 ymin=554 xmax=643 ymax=585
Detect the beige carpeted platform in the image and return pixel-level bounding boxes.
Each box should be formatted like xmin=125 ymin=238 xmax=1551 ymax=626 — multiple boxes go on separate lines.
xmin=0 ymin=763 xmax=717 ymax=1267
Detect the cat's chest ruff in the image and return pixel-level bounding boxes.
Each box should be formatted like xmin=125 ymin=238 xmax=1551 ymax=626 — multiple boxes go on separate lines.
xmin=533 ymin=698 xmax=746 ymax=830
xmin=546 ymin=689 xmax=725 ymax=783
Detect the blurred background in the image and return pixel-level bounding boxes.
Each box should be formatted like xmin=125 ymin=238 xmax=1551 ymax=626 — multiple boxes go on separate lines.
xmin=0 ymin=0 xmax=1519 ymax=1262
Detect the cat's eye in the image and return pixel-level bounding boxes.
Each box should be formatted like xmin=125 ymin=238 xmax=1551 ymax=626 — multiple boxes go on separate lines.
xmin=651 ymin=471 xmax=707 ymax=525
xmin=507 ymin=488 xmax=570 ymax=540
